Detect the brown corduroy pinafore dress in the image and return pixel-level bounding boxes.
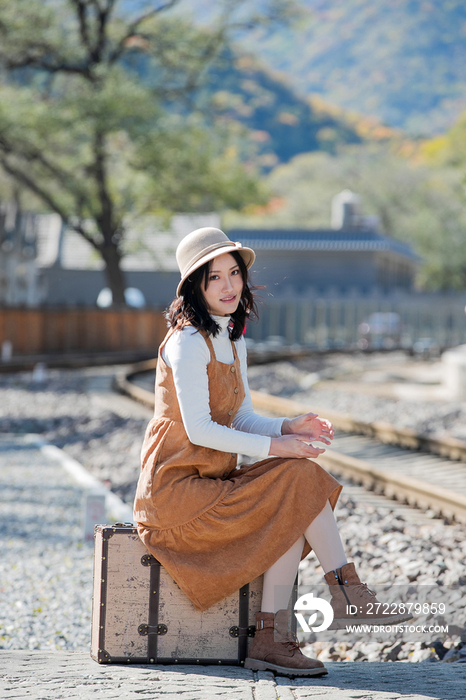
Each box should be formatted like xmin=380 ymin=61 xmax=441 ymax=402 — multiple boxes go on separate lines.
xmin=133 ymin=327 xmax=342 ymax=611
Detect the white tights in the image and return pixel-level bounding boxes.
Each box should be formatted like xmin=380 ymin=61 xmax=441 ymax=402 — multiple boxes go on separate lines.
xmin=261 ymin=500 xmax=347 ymax=613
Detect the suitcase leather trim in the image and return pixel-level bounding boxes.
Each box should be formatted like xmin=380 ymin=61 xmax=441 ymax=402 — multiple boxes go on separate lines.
xmin=96 ymin=531 xmax=110 ymax=663
xmin=147 ymin=554 xmax=162 ymax=661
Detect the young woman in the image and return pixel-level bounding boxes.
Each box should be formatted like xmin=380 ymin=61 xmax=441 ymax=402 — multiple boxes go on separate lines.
xmin=133 ymin=227 xmax=410 ymax=677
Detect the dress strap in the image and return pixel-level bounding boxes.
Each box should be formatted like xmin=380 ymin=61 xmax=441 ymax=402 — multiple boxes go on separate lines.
xmin=158 ymin=326 xmax=176 ymax=358
xmin=201 ymin=330 xmax=216 ymax=364
xmin=231 ymin=336 xmax=239 ymax=362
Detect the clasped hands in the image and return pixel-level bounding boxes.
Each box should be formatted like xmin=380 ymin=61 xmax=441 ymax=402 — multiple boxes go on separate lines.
xmin=269 ymin=412 xmax=334 ymax=459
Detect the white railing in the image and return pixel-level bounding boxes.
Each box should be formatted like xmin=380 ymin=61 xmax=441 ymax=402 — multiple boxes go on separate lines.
xmin=248 ymin=294 xmax=466 ymax=350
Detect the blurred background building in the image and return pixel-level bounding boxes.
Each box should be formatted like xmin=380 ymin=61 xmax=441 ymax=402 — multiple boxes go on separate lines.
xmin=0 ymin=192 xmax=419 ymax=308
xmin=233 ymin=191 xmax=419 ymax=297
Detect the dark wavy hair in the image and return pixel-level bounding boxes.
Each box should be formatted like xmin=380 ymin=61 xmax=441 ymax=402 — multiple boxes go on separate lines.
xmin=166 ymin=251 xmax=258 ymax=341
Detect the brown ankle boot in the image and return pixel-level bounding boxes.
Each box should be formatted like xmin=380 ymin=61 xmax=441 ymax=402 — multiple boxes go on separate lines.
xmin=244 ymin=610 xmax=328 ymax=677
xmin=324 ymin=562 xmax=413 ymax=629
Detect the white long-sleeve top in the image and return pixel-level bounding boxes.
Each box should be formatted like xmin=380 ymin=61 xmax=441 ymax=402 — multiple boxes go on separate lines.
xmin=162 ymin=316 xmax=285 ymax=459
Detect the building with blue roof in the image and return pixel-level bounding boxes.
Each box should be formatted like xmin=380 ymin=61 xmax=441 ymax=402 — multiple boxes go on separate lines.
xmin=1 ymin=191 xmax=420 ymax=306
xmin=229 ymin=191 xmax=420 ymax=297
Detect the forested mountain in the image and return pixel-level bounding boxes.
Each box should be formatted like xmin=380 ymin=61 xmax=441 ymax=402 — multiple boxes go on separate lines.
xmin=123 ymin=40 xmax=381 ymax=166
xmin=185 ymin=0 xmax=466 ymax=136
xmin=198 ymin=50 xmax=365 ymax=166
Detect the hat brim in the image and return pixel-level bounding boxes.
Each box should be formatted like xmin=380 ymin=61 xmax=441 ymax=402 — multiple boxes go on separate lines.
xmin=176 ymin=244 xmax=255 ymax=297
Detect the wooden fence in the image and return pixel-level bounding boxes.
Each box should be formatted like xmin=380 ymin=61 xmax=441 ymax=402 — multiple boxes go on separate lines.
xmin=2 ymin=294 xmax=466 ymax=358
xmin=0 ymin=307 xmax=167 ymax=356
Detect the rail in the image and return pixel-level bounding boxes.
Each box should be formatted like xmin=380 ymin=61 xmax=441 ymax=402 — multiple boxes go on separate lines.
xmin=114 ymin=359 xmax=466 ymax=525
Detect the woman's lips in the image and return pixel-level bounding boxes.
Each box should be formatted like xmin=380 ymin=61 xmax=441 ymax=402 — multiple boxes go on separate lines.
xmin=221 ymin=296 xmax=236 ymax=303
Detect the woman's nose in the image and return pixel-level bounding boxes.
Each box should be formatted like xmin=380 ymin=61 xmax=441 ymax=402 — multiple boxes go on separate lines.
xmin=222 ymin=277 xmax=233 ymax=292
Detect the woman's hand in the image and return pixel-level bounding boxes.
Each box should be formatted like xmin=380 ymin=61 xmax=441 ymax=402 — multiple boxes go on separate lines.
xmin=268 ymin=435 xmax=326 ymax=459
xmin=281 ymin=413 xmax=334 ymax=445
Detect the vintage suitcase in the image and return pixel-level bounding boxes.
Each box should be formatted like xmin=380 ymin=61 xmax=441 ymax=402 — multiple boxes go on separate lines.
xmin=91 ymin=523 xmax=297 ymax=665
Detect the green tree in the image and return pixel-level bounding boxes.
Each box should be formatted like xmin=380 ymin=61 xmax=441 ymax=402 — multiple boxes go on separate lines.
xmin=0 ymin=0 xmax=294 ymax=304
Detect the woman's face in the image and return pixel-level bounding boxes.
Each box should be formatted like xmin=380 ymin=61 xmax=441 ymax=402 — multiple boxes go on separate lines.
xmin=202 ymin=253 xmax=244 ymax=317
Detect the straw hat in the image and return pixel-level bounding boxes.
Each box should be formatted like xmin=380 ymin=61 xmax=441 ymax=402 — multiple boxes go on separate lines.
xmin=176 ymin=227 xmax=255 ymax=297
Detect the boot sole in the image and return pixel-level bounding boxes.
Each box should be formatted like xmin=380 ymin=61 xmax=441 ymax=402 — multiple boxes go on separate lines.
xmin=328 ymin=612 xmax=413 ymax=630
xmin=244 ymin=657 xmax=328 ymax=677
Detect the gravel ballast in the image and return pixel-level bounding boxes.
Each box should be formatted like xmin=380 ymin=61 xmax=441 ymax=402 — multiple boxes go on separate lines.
xmin=247 ymin=353 xmax=466 ymax=440
xmin=1 ymin=362 xmax=465 ymax=661
xmin=0 ymin=436 xmax=94 ymax=652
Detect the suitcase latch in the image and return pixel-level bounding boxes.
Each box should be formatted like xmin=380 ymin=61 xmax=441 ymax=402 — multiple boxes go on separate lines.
xmin=138 ymin=623 xmax=168 ymax=636
xmin=229 ymin=625 xmax=256 ymax=638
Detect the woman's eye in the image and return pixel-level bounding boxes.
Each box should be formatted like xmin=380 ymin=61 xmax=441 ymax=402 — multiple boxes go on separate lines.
xmin=232 ymin=269 xmax=240 ymax=275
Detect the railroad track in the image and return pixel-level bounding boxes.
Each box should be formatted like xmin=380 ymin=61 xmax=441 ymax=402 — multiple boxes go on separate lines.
xmin=115 ymin=359 xmax=466 ymax=525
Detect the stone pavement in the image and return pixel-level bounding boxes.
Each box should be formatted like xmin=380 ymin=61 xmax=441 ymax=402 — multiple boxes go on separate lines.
xmin=0 ymin=434 xmax=133 ymax=652
xmin=1 ymin=435 xmax=465 ymax=700
xmin=1 ymin=651 xmax=465 ymax=700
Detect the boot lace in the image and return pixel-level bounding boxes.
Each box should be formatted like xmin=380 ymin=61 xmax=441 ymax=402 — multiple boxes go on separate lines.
xmin=355 ymin=582 xmax=376 ymax=598
xmin=280 ymin=632 xmax=301 ymax=652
